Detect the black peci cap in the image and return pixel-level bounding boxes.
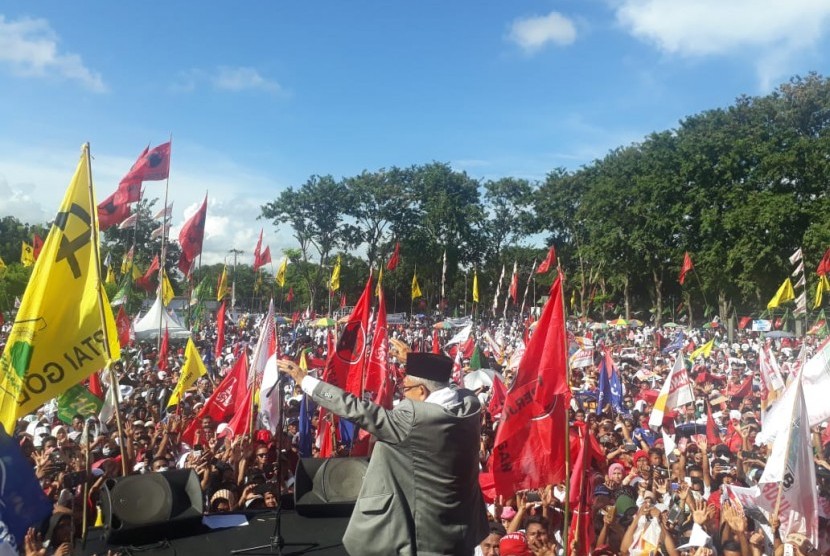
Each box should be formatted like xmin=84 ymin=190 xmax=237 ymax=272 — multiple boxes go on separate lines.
xmin=406 ymin=353 xmax=454 ymax=383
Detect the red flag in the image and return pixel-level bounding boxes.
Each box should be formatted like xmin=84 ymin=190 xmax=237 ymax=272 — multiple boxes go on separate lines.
xmin=509 ymin=266 xmax=518 ymax=302
xmin=317 ymin=415 xmax=335 ymax=458
xmin=340 ymin=294 xmax=347 ymax=309
xmin=181 ymin=354 xmax=248 ymax=445
xmin=329 ymin=274 xmax=372 ymax=396
xmin=120 ymin=142 xmax=171 ymax=185
xmin=728 ymin=375 xmax=753 ymax=399
xmin=97 ymin=191 xmax=131 ymax=231
xmin=536 ymin=246 xmax=556 ymax=274
xmin=253 ymin=229 xmax=272 ymax=270
xmin=487 ymin=374 xmax=507 ymax=419
xmin=0 ymin=312 xmax=4 ymax=327
xmin=88 ymin=371 xmax=104 ymax=400
xmin=136 ymin=255 xmax=160 ymax=291
xmin=32 ymin=234 xmax=44 ymax=261
xmin=706 ymin=402 xmax=721 ymax=445
xmin=679 ymin=252 xmax=694 ymax=285
xmin=818 ymin=248 xmax=830 ymax=276
xmin=568 ymin=422 xmax=605 ymax=556
xmin=386 ymin=242 xmax=400 ymax=271
xmin=286 ymin=287 xmax=295 ymax=303
xmin=114 ymin=181 xmax=142 ymax=205
xmin=489 ymin=271 xmax=571 ymax=496
xmin=738 ymin=316 xmax=752 ymax=330
xmin=177 ymin=195 xmax=207 ymax=275
xmin=226 ymin=353 xmax=253 ymax=437
xmin=432 ymin=330 xmax=440 ymax=354
xmin=215 ymin=301 xmax=227 ymax=360
xmin=158 ymin=327 xmax=170 ymax=371
xmin=366 ymin=291 xmax=392 ymax=408
xmin=115 ymin=306 xmax=132 ymax=348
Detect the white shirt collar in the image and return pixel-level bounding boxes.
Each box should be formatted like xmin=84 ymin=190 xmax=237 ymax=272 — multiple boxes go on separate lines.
xmin=424 ymin=387 xmax=461 ymax=410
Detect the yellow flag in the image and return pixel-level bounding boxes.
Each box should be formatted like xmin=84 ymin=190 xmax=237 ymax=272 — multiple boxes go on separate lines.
xmin=815 ymin=275 xmax=830 ymax=309
xmin=375 ymin=268 xmax=384 ymax=298
xmin=299 ymin=349 xmax=308 ymax=371
xmin=105 ymin=266 xmax=116 ymax=285
xmin=689 ymin=338 xmax=715 ymax=360
xmin=472 ymin=270 xmax=479 ymax=303
xmin=130 ymin=264 xmax=142 ymax=281
xmin=329 ymin=256 xmax=341 ymax=292
xmin=767 ymin=278 xmax=795 ymax=309
xmin=411 ymin=271 xmax=422 ymax=300
xmin=217 ymin=266 xmax=229 ymax=301
xmin=20 ymin=242 xmax=34 ymax=267
xmin=275 ymin=257 xmax=288 ymax=288
xmin=167 ymin=338 xmax=206 ymax=408
xmin=570 ymin=289 xmax=576 ymax=310
xmin=0 ymin=257 xmax=6 ymax=277
xmin=161 ymin=271 xmax=175 ymax=306
xmin=0 ymin=146 xmax=120 ymax=432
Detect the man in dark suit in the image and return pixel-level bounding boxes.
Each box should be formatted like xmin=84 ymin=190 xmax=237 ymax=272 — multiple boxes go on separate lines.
xmin=278 ymin=352 xmax=489 ymax=556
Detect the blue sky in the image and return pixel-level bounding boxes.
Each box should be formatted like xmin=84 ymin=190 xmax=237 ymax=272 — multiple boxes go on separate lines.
xmin=2 ymin=1 xmax=830 ymax=266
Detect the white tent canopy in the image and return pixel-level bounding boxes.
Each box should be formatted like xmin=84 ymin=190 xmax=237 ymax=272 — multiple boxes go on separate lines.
xmin=133 ymin=295 xmax=191 ymax=341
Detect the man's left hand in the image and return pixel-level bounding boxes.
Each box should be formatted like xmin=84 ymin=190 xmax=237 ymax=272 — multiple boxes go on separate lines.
xmin=277 ymin=359 xmax=307 ymax=384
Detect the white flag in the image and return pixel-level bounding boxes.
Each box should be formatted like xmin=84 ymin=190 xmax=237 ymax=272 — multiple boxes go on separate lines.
xmin=792 ymin=261 xmax=804 ymax=277
xmin=257 ymin=353 xmax=281 ymax=434
xmin=795 ymin=274 xmax=806 ymax=288
xmin=445 ymin=323 xmax=472 ymax=346
xmin=153 ymin=203 xmax=173 ymax=221
xmin=441 ymin=250 xmax=447 ymax=299
xmin=249 ymin=299 xmax=275 ymax=387
xmin=118 ymin=213 xmax=138 ymax=230
xmin=758 ymin=379 xmax=819 ymax=547
xmin=492 ymin=265 xmax=505 ymax=315
xmin=789 ymin=248 xmax=803 ymax=265
xmin=649 ymin=355 xmax=694 ymax=429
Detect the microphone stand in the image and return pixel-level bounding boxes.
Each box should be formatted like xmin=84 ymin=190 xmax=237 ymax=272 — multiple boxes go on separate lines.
xmin=232 ymin=374 xmax=312 ymax=554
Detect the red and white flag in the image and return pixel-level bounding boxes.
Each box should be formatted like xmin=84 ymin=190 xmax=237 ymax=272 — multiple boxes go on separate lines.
xmin=758 ymin=378 xmax=819 ymax=547
xmin=649 ymin=355 xmax=694 ymax=429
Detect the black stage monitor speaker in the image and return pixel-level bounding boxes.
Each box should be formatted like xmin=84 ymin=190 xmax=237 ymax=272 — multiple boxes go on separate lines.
xmin=101 ymin=469 xmax=204 ymax=545
xmin=294 ymin=457 xmax=369 ymax=517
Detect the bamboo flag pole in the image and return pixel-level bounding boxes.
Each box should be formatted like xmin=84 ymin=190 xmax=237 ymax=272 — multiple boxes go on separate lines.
xmin=84 ymin=143 xmax=127 ymax=477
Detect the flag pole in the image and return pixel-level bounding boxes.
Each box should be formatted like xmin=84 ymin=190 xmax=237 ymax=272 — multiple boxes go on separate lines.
xmin=558 ymin=266 xmax=571 ymax=554
xmin=773 ymin=375 xmax=802 ymax=522
xmin=84 ymin=143 xmax=127 ymax=477
xmin=157 ymin=135 xmax=173 ymax=352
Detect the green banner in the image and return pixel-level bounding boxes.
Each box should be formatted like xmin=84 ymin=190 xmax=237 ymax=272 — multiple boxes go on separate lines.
xmin=57 ymin=384 xmax=103 ymax=425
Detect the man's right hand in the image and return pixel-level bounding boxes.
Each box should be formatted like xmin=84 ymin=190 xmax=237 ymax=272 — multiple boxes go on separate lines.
xmin=277 ymin=359 xmax=307 ymax=384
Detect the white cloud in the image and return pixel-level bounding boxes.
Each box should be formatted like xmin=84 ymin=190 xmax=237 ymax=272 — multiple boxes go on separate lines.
xmin=615 ymin=0 xmax=830 ymax=88
xmin=172 ymin=66 xmax=281 ymax=94
xmin=0 ymin=15 xmax=106 ymax=92
xmin=508 ymin=11 xmax=577 ymax=52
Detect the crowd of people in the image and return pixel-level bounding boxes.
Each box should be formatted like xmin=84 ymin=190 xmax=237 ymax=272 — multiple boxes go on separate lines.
xmin=3 ymin=306 xmax=830 ymax=555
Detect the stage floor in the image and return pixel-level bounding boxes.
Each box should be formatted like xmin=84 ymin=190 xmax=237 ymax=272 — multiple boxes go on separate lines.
xmin=77 ymin=511 xmax=349 ymax=555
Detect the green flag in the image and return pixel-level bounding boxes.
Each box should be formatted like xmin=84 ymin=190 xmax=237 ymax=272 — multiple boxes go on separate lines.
xmin=57 ymin=384 xmax=103 ymax=425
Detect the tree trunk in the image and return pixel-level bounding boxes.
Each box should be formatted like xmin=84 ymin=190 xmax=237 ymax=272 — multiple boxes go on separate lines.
xmin=623 ymin=276 xmax=631 ymax=320
xmin=684 ymin=291 xmax=693 ymax=327
xmin=718 ymin=290 xmax=731 ymax=323
xmin=652 ymin=269 xmax=663 ymax=328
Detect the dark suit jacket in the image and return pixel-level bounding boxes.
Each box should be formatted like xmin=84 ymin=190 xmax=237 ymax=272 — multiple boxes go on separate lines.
xmin=309 ymin=380 xmax=489 ymax=555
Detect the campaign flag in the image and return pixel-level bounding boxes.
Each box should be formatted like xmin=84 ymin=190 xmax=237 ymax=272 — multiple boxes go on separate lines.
xmin=386 ymin=242 xmax=400 ymax=271
xmin=97 ymin=191 xmax=131 ymax=231
xmin=365 ymin=289 xmax=391 ymax=407
xmin=215 ymin=301 xmax=226 ymax=359
xmin=649 ymin=355 xmax=694 ymax=429
xmin=286 ymin=286 xmax=294 ymax=303
xmin=167 ymin=338 xmax=207 ymax=408
xmin=536 ymin=246 xmax=556 ymax=274
xmin=767 ymin=278 xmax=796 ymax=309
xmin=688 ymin=338 xmax=715 ymax=360
xmin=758 ymin=379 xmax=819 ymax=547
xmin=815 ymin=275 xmax=830 ymax=309
xmin=119 ymin=142 xmax=171 ymax=185
xmin=181 ymin=352 xmax=247 ymax=445
xmin=432 ymin=329 xmax=440 ymax=354
xmin=440 ymin=249 xmax=447 ymax=299
xmin=57 ymin=383 xmax=103 ymax=425
xmin=596 ymin=350 xmax=624 ymax=414
xmin=705 ymin=402 xmax=721 ymax=445
xmin=217 ymin=266 xmax=229 ymax=301
xmin=253 ymin=229 xmax=269 ymax=270
xmin=333 ymin=275 xmax=372 ymax=396
xmin=177 ymin=195 xmax=207 ymax=275
xmin=411 ymin=271 xmax=422 ymax=300
xmin=136 ymin=255 xmax=160 ymax=291
xmin=817 ymin=248 xmax=830 ymax=276
xmin=790 ymin=248 xmax=803 ymax=265
xmin=31 ymin=234 xmax=43 ymax=261
xmin=258 ymin=353 xmax=282 ymax=434
xmin=0 ymin=429 xmax=53 ymax=548
xmin=20 ymin=242 xmax=34 ymax=267
xmin=472 ymin=270 xmax=480 ymax=303
xmin=489 ymin=271 xmax=571 ymax=495
xmin=249 ymin=300 xmax=276 ymax=388
xmin=487 ymin=374 xmax=507 ymax=419
xmin=161 ymin=271 xmax=175 ymax=306
xmin=87 ymin=369 xmax=103 ymax=399
xmin=152 ymin=203 xmax=173 ymax=221
xmin=662 ymin=331 xmax=686 ymax=354
xmin=158 ymin=327 xmax=170 ymax=371
xmin=492 ymin=265 xmax=505 ymax=315
xmin=508 ymin=261 xmax=518 ymax=302
xmin=275 ymin=257 xmax=288 ymax=288
xmin=226 ymin=354 xmax=253 ymax=438
xmin=115 ymin=306 xmax=132 ymax=348
xmin=0 ymin=146 xmax=120 ymax=432
xmin=679 ymin=252 xmax=694 ymax=285
xmin=568 ymin=422 xmax=605 ymax=555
